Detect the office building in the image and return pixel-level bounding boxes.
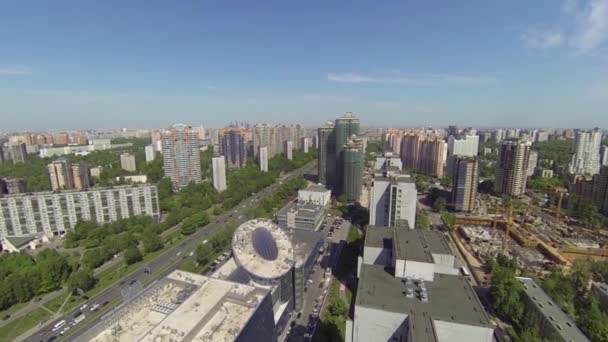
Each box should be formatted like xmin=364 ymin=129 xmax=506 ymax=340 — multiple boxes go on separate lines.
xmin=144 ymin=144 xmax=155 ymax=162
xmin=253 ymin=123 xmax=278 ymax=158
xmin=162 ymin=124 xmax=202 ymax=190
xmin=212 ymin=155 xmax=227 ymax=192
xmin=259 ymin=146 xmax=268 ymax=172
xmin=527 ymin=150 xmax=538 ymax=177
xmin=400 ymin=133 xmax=446 ymax=178
xmin=318 ymin=123 xmax=336 ymax=186
xmin=447 ymin=134 xmax=479 ymax=175
xmin=9 ymin=143 xmax=27 ymax=164
xmin=81 ymin=270 xmax=275 ymax=342
xmin=335 ymin=112 xmax=360 ymax=193
xmin=0 ymin=185 xmax=159 ymax=239
xmin=48 ymin=159 xmax=89 ymax=191
xmin=298 ymin=183 xmax=331 ymax=206
xmin=342 ymin=137 xmax=365 ymax=201
xmin=517 ymin=277 xmax=589 ymax=341
xmin=369 ymin=170 xmax=417 ymax=228
xmin=495 ymin=139 xmax=531 ymax=197
xmin=569 ymin=128 xmax=603 ymax=175
xmin=284 ymin=140 xmax=293 ymax=160
xmin=451 ymin=157 xmax=479 ymax=212
xmin=219 ymin=127 xmax=248 ymax=169
xmin=601 ymin=145 xmax=608 ymax=167
xmin=276 ymin=201 xmax=326 ymax=231
xmin=346 ymin=227 xmax=493 ymax=342
xmin=0 ymin=177 xmax=26 ymax=195
xmin=120 ymin=153 xmax=137 ymax=172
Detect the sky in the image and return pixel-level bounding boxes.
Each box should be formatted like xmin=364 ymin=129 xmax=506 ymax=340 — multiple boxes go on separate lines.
xmin=1 ymin=0 xmax=608 ymax=130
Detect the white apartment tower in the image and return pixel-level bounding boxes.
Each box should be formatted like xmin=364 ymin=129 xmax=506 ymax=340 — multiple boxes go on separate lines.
xmin=120 ymin=153 xmax=137 ymax=172
xmin=212 ymin=155 xmax=227 ymax=192
xmin=285 ymin=141 xmax=293 ymax=160
xmin=145 ymin=145 xmax=156 ymax=162
xmin=569 ymin=129 xmax=603 ymax=175
xmin=369 ymin=172 xmax=417 ymax=228
xmin=259 ymin=146 xmax=269 ymax=172
xmin=446 ymin=134 xmax=479 ymax=175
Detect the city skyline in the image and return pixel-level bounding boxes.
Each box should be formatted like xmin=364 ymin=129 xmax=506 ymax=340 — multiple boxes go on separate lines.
xmin=2 ymin=1 xmax=608 ymax=129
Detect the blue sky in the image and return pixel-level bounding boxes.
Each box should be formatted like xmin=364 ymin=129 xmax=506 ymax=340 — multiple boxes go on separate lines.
xmin=1 ymin=0 xmax=608 ymax=130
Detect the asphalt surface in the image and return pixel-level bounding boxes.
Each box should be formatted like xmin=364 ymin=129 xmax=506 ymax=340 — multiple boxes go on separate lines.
xmin=26 ymin=161 xmax=317 ymax=342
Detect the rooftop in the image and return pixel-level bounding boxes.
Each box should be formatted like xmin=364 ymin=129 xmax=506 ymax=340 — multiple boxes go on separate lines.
xmin=301 ymin=184 xmax=330 ymax=193
xmin=366 ymin=227 xmax=451 ymax=263
xmin=84 ymin=271 xmax=270 ymax=342
xmin=232 ymin=219 xmax=295 ymax=280
xmin=357 ymin=264 xmax=492 ymax=341
xmin=4 ymin=235 xmax=36 ymax=248
xmin=276 ymin=201 xmax=325 ymax=219
xmin=517 ymin=277 xmax=589 ymax=342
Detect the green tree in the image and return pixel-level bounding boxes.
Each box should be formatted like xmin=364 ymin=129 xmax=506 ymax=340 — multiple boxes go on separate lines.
xmin=141 ymin=230 xmax=163 ymax=253
xmin=415 ymin=174 xmax=429 ymax=193
xmin=433 ymin=197 xmax=447 ymax=212
xmin=415 ymin=209 xmax=430 ymax=229
xmin=67 ymin=268 xmax=97 ymax=294
xmin=196 ymin=243 xmax=214 ymax=266
xmin=124 ymin=246 xmax=143 ymax=265
xmin=328 ymin=298 xmax=348 ymax=317
xmin=441 ymin=211 xmax=456 ymax=230
xmin=577 ymin=294 xmax=608 ymax=342
xmin=490 ymin=264 xmax=525 ymax=325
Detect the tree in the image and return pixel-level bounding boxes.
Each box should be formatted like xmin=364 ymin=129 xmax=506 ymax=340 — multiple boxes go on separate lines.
xmin=196 ymin=243 xmax=214 ymax=266
xmin=141 ymin=230 xmax=163 ymax=253
xmin=415 ymin=209 xmax=430 ymax=230
xmin=328 ymin=298 xmax=348 ymax=317
xmin=415 ymin=174 xmax=429 ymax=193
xmin=124 ymin=246 xmax=143 ymax=265
xmin=433 ymin=197 xmax=447 ymax=212
xmin=439 ymin=176 xmax=453 ymax=188
xmin=490 ymin=264 xmax=525 ymax=325
xmin=67 ymin=268 xmax=96 ymax=294
xmin=441 ymin=212 xmax=456 ymax=230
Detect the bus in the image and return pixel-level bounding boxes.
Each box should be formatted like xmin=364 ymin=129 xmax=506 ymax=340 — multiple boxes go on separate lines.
xmin=460 ymin=266 xmax=471 ymax=277
xmin=52 ymin=320 xmax=66 ymax=332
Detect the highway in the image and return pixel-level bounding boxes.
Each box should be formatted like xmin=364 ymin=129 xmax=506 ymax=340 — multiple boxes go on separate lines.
xmin=26 ymin=161 xmax=317 ymax=342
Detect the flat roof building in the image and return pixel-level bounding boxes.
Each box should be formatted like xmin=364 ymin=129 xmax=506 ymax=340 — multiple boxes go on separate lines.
xmin=297 ymin=183 xmax=331 ymax=207
xmin=369 ymin=172 xmax=417 ymax=229
xmin=80 ymin=270 xmax=275 ymax=342
xmin=517 ymin=277 xmax=589 ymax=342
xmin=276 ymin=200 xmax=326 ymax=231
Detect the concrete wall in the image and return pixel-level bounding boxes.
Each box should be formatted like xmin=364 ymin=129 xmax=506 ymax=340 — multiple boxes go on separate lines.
xmin=352 ymin=305 xmax=408 ymax=342
xmin=433 ymin=320 xmax=494 ymax=342
xmin=431 ymin=254 xmax=459 ymax=276
xmin=395 ymin=260 xmax=435 ymax=281
xmin=363 ymin=246 xmax=391 ymax=267
xmin=369 ymin=180 xmax=389 ymax=226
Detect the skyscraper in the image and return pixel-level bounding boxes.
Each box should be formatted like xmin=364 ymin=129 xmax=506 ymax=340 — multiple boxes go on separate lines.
xmin=446 ymin=134 xmax=479 ymax=175
xmin=342 ymin=138 xmax=365 ymax=201
xmin=285 ymin=141 xmax=293 ymax=160
xmin=417 ymin=137 xmax=446 ymax=178
xmin=253 ymin=124 xmax=277 ymax=158
xmin=569 ymin=128 xmax=603 ymax=175
xmin=334 ymin=112 xmax=360 ymax=194
xmin=318 ymin=123 xmax=336 ymax=186
xmin=9 ymin=143 xmax=27 ymax=164
xmin=601 ymin=145 xmax=608 ymax=167
xmin=145 ymin=145 xmax=156 ymax=162
xmin=162 ymin=124 xmax=202 ymax=190
xmin=527 ymin=150 xmax=538 ymax=177
xmin=120 ymin=153 xmax=137 ymax=172
xmin=212 ymin=155 xmax=227 ymax=192
xmin=259 ymin=146 xmax=268 ymax=172
xmin=451 ymin=157 xmax=479 ymax=212
xmin=495 ymin=139 xmax=531 ymax=197
xmin=369 ymin=171 xmax=417 ymax=228
xmin=219 ymin=127 xmax=248 ymax=169
xmin=302 ymin=137 xmax=310 ymax=153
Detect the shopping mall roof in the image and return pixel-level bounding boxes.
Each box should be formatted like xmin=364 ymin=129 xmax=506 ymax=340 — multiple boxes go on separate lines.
xmin=232 ymin=219 xmax=295 ymax=280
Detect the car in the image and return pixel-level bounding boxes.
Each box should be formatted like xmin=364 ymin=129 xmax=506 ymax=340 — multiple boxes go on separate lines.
xmin=79 ymin=303 xmax=88 ymax=310
xmin=102 ymin=300 xmax=110 ymax=306
xmin=90 ymin=303 xmax=101 ymax=312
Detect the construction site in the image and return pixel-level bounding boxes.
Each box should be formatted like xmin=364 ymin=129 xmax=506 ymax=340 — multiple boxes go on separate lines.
xmin=450 ymin=201 xmax=608 ymax=282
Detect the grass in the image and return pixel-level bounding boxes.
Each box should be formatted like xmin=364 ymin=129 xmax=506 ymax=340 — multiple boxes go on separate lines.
xmin=0 ymin=307 xmax=52 ymax=342
xmin=0 ymin=301 xmax=28 ymax=320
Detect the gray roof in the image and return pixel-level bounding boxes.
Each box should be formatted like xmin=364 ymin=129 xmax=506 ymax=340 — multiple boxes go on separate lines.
xmin=517 ymin=277 xmax=590 ymax=342
xmin=276 ymin=201 xmax=324 ymax=219
xmin=393 ymin=229 xmax=451 ymax=263
xmin=357 ymin=264 xmax=492 ymax=341
xmin=364 ymin=226 xmax=394 ymax=249
xmin=303 ymin=184 xmax=330 ymax=193
xmin=4 ymin=236 xmax=36 ymax=248
xmin=290 ymin=229 xmax=323 ymax=265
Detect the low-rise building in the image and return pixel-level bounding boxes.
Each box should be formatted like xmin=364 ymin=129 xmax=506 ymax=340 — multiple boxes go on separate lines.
xmin=297 ymin=184 xmax=331 ymax=206
xmin=276 ymin=201 xmax=325 ymax=231
xmin=517 ymin=277 xmax=589 ymax=342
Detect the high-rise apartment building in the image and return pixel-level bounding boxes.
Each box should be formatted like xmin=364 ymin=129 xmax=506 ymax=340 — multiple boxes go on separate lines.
xmin=446 ymin=135 xmax=479 ymax=175
xmin=536 ymin=131 xmax=549 ymax=142
xmin=302 ymin=137 xmax=310 ymax=153
xmin=219 ymin=127 xmax=248 ymax=169
xmin=399 ymin=133 xmax=445 ymax=177
xmin=569 ymin=128 xmax=603 ymax=175
xmin=47 ymin=159 xmax=89 ymax=191
xmin=369 ymin=170 xmax=417 ymax=228
xmin=9 ymin=143 xmax=27 ymax=164
xmin=0 ymin=177 xmax=26 ymax=195
xmin=342 ymin=138 xmax=365 ymax=201
xmin=162 ymin=124 xmax=202 ymax=190
xmin=0 ymin=185 xmax=159 ymax=239
xmin=451 ymin=157 xmax=479 ymax=212
xmin=120 ymin=153 xmax=137 ymax=172
xmin=145 ymin=145 xmax=156 ymax=162
xmin=492 ymin=129 xmax=505 ymax=142
xmin=495 ymin=139 xmax=531 ymax=197
xmin=212 ymin=155 xmax=227 ymax=192
xmin=600 ymin=145 xmax=608 ymax=167
xmin=527 ymin=150 xmax=538 ymax=177
xmin=285 ymin=141 xmax=293 ymax=160
xmin=253 ymin=123 xmax=278 ymax=158
xmin=259 ymin=146 xmax=268 ymax=172
xmin=318 ymin=123 xmax=336 ymax=186
xmin=569 ymin=166 xmax=608 ymax=215
xmin=335 ymin=112 xmax=361 ymax=194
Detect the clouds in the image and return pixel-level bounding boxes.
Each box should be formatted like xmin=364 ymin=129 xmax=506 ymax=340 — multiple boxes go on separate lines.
xmin=0 ymin=67 xmax=31 ymax=75
xmin=523 ymin=0 xmax=608 ymax=54
xmin=327 ymin=72 xmax=495 ymax=86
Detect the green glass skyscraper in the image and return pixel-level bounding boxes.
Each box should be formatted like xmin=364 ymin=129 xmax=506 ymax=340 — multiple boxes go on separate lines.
xmin=342 ymin=138 xmax=365 ymax=201
xmin=334 ymin=112 xmax=360 ymax=194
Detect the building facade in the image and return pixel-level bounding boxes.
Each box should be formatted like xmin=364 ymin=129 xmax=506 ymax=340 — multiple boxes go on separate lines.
xmin=162 ymin=124 xmax=202 ymax=190
xmin=253 ymin=123 xmax=278 ymax=158
xmin=144 ymin=144 xmax=155 ymax=162
xmin=48 ymin=159 xmax=89 ymax=191
xmin=285 ymin=140 xmax=293 ymax=160
xmin=495 ymin=139 xmax=531 ymax=197
xmin=219 ymin=127 xmax=248 ymax=169
xmin=342 ymin=138 xmax=365 ymax=202
xmin=0 ymin=185 xmax=160 ymax=238
xmin=451 ymin=157 xmax=479 ymax=212
xmin=259 ymin=146 xmax=268 ymax=172
xmin=212 ymin=155 xmax=227 ymax=192
xmin=120 ymin=153 xmax=137 ymax=172
xmin=318 ymin=124 xmax=336 ymax=186
xmin=569 ymin=128 xmax=603 ymax=175
xmin=527 ymin=150 xmax=538 ymax=177
xmin=0 ymin=178 xmax=26 ymax=195
xmin=9 ymin=143 xmax=27 ymax=164
xmin=369 ymin=172 xmax=417 ymax=228
xmin=400 ymin=133 xmax=446 ymax=177
xmin=298 ymin=184 xmax=331 ymax=206
xmin=446 ymin=134 xmax=479 ymax=175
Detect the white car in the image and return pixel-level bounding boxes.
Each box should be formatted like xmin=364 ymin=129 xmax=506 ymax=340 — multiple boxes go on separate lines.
xmin=79 ymin=304 xmax=88 ymax=311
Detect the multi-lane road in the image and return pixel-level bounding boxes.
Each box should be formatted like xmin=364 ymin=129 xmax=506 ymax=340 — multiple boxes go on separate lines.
xmin=26 ymin=161 xmax=317 ymax=342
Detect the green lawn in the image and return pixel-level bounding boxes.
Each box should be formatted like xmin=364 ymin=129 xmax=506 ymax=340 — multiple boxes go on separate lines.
xmin=0 ymin=301 xmax=28 ymax=321
xmin=0 ymin=307 xmax=52 ymax=342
